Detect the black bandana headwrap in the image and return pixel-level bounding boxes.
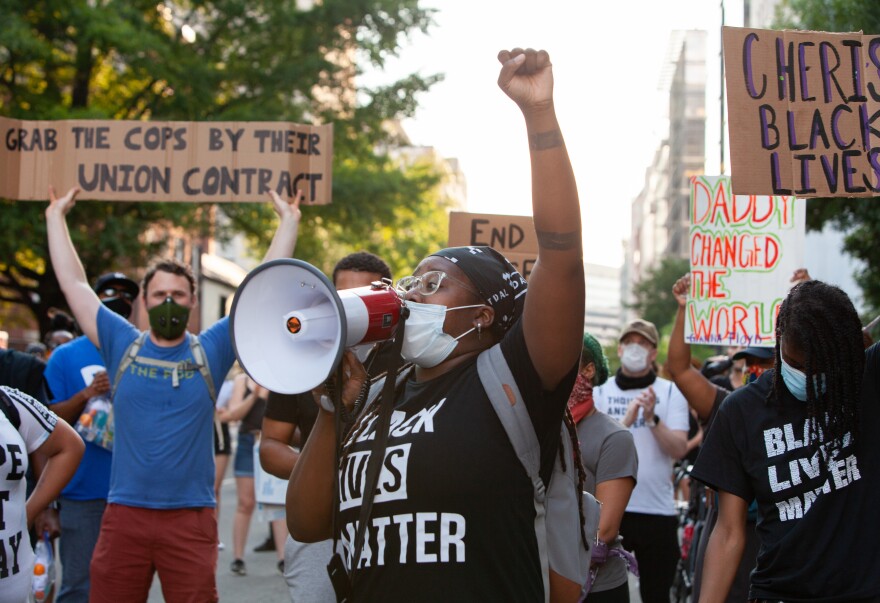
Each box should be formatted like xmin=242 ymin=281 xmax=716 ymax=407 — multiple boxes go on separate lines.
xmin=429 ymin=246 xmax=528 ymax=336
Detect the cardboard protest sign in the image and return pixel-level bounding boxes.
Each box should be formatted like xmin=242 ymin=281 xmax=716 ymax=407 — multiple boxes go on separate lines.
xmin=0 ymin=117 xmax=333 ymax=203
xmin=447 ymin=211 xmax=537 ymax=279
xmin=723 ymin=26 xmax=880 ymax=197
xmin=686 ymin=176 xmax=805 ymax=347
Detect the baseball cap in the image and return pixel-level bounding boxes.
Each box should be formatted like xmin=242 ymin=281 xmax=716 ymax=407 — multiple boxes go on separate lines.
xmin=619 ymin=318 xmax=659 ymax=347
xmin=732 ymin=346 xmax=774 ymax=360
xmin=94 ymin=272 xmax=140 ymax=299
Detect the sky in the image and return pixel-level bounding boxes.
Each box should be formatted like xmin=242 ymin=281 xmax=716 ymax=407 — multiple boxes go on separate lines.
xmin=361 ymin=0 xmax=746 ymax=268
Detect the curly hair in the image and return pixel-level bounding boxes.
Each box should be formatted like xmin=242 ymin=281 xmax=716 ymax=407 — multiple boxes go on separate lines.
xmin=771 ymin=280 xmax=864 ymax=451
xmin=581 ymin=332 xmax=610 ymax=386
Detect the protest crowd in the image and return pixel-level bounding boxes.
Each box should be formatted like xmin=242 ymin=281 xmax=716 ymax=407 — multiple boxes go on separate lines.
xmin=1 ymin=27 xmax=880 ymax=603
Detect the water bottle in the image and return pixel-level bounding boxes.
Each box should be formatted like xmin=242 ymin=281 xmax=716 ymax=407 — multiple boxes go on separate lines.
xmin=77 ymin=394 xmax=111 ymax=444
xmin=31 ymin=533 xmax=55 ymax=602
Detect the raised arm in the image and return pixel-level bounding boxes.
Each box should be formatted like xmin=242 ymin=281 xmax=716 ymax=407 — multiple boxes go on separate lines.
xmin=497 ymin=48 xmax=583 ymax=390
xmin=667 ymin=274 xmax=717 ymax=421
xmin=45 ymin=186 xmax=102 ymax=347
xmin=262 ymin=189 xmax=303 ymax=263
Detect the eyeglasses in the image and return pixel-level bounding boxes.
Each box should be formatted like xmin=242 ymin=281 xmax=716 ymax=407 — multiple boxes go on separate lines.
xmin=98 ymin=288 xmax=134 ymax=301
xmin=395 ymin=271 xmax=480 ymax=298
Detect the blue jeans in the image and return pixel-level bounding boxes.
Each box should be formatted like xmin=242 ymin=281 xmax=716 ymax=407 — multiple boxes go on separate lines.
xmin=57 ymin=498 xmax=107 ymax=603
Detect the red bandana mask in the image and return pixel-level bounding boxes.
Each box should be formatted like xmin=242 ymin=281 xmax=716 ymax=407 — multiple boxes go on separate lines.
xmin=568 ymin=372 xmax=595 ymax=423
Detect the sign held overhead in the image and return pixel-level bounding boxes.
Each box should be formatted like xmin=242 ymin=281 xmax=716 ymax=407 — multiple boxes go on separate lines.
xmin=447 ymin=211 xmax=537 ymax=279
xmin=723 ymin=26 xmax=880 ymax=198
xmin=0 ymin=117 xmax=333 ymax=203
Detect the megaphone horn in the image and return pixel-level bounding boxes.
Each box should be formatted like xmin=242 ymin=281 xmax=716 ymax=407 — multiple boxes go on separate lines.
xmin=230 ymin=258 xmax=403 ymax=394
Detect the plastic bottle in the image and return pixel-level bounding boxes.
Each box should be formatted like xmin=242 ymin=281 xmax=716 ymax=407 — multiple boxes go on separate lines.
xmin=31 ymin=533 xmax=55 ymax=602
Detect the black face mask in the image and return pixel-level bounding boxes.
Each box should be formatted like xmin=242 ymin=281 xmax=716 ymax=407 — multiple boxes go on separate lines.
xmin=102 ymin=296 xmax=133 ymax=319
xmin=148 ymin=296 xmax=190 ymax=340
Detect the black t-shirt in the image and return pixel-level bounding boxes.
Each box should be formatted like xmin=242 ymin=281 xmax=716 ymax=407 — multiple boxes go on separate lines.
xmin=239 ymin=386 xmax=267 ymax=434
xmin=337 ymin=320 xmax=576 ymax=602
xmin=0 ymin=350 xmax=49 ymax=403
xmin=692 ymin=345 xmax=880 ymax=602
xmin=264 ymin=391 xmax=318 ymax=444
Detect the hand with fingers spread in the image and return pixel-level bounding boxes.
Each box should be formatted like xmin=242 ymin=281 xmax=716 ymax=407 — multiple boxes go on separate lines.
xmin=269 ymin=188 xmax=303 ymax=223
xmin=46 ymin=185 xmax=81 ymax=219
xmin=497 ymin=47 xmax=554 ymax=116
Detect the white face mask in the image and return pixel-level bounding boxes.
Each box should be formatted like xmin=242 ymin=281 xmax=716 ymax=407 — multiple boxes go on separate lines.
xmin=400 ymin=301 xmax=484 ymax=368
xmin=620 ymin=343 xmax=650 ymax=373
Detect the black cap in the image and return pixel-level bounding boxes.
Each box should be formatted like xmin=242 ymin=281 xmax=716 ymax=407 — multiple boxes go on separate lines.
xmin=94 ymin=272 xmax=140 ymax=298
xmin=732 ymin=346 xmax=774 ymax=361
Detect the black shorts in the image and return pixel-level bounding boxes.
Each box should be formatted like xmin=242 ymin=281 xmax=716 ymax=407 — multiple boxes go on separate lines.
xmin=214 ymin=421 xmax=232 ymax=455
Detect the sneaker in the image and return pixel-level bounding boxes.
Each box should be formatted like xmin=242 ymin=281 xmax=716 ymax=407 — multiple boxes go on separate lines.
xmin=253 ymin=535 xmax=275 ymax=552
xmin=218 ymin=541 xmax=225 ymax=551
xmin=277 ymin=559 xmax=285 ymax=575
xmin=230 ymin=559 xmax=246 ymax=576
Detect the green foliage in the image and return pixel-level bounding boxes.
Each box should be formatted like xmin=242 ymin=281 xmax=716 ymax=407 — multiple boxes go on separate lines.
xmin=774 ymin=0 xmax=880 ymax=315
xmin=628 ymin=257 xmax=691 ymax=333
xmin=0 ymin=0 xmax=448 ymax=334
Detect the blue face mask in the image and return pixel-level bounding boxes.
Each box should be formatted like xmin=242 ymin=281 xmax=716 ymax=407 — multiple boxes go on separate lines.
xmin=780 ymin=357 xmax=825 ymax=402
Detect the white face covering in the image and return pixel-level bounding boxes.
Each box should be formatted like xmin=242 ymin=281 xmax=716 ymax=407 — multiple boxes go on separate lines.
xmin=400 ymin=301 xmax=484 ymax=368
xmin=620 ymin=343 xmax=651 ymax=373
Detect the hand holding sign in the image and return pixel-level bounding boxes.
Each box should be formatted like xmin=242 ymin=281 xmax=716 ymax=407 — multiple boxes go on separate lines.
xmin=790 ymin=268 xmax=812 ymax=285
xmin=269 ymin=188 xmax=303 ymax=223
xmin=46 ymin=185 xmax=81 ymax=218
xmin=497 ymin=48 xmax=554 ymax=116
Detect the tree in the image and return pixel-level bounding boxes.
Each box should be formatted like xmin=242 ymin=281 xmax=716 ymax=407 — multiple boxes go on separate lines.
xmin=774 ymin=0 xmax=880 ymax=315
xmin=628 ymin=257 xmax=690 ymax=333
xmin=0 ymin=0 xmax=449 ymax=335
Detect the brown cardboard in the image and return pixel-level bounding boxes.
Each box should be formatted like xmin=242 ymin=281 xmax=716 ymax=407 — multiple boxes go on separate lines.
xmin=723 ymin=26 xmax=880 ymax=198
xmin=447 ymin=211 xmax=537 ymax=280
xmin=0 ymin=117 xmax=333 ymax=203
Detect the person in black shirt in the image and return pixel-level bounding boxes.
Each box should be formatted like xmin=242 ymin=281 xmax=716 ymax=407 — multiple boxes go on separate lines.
xmin=260 ymin=251 xmax=392 ymax=602
xmin=692 ymin=280 xmax=880 ymax=602
xmin=287 ymin=47 xmax=585 ymax=603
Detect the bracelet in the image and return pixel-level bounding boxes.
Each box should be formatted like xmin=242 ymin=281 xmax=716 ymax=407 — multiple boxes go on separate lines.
xmin=318 ymin=395 xmax=335 ymax=413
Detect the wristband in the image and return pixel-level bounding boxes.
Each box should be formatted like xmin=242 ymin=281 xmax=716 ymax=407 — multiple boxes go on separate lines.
xmin=648 ymin=415 xmax=660 ymax=428
xmin=319 ymin=394 xmax=335 ymax=413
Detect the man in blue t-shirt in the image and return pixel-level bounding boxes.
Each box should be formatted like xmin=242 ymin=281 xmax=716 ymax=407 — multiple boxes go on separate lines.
xmin=45 ymin=185 xmax=303 ymax=603
xmin=44 ymin=272 xmax=139 ymax=603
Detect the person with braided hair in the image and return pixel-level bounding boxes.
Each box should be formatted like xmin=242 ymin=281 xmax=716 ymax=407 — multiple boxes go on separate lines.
xmin=570 ymin=333 xmax=638 ymax=602
xmin=693 ymin=280 xmax=880 ymax=602
xmin=287 ymin=47 xmax=585 ymax=602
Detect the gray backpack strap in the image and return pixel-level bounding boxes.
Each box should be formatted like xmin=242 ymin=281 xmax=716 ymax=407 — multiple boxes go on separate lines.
xmin=113 ymin=332 xmax=149 ymax=398
xmin=477 ymin=344 xmax=550 ymax=603
xmin=188 ymin=334 xmax=216 ymax=404
xmin=113 ymin=332 xmax=216 ymax=403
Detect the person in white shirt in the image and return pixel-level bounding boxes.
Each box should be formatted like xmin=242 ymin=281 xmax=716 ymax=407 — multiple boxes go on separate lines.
xmin=593 ymin=319 xmax=689 ymax=603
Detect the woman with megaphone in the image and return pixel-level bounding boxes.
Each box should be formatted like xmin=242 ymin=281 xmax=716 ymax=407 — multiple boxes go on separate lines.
xmin=287 ymin=47 xmax=587 ymax=602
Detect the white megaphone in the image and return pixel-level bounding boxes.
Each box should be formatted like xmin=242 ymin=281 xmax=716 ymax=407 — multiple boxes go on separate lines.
xmin=230 ymin=258 xmax=404 ymax=394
